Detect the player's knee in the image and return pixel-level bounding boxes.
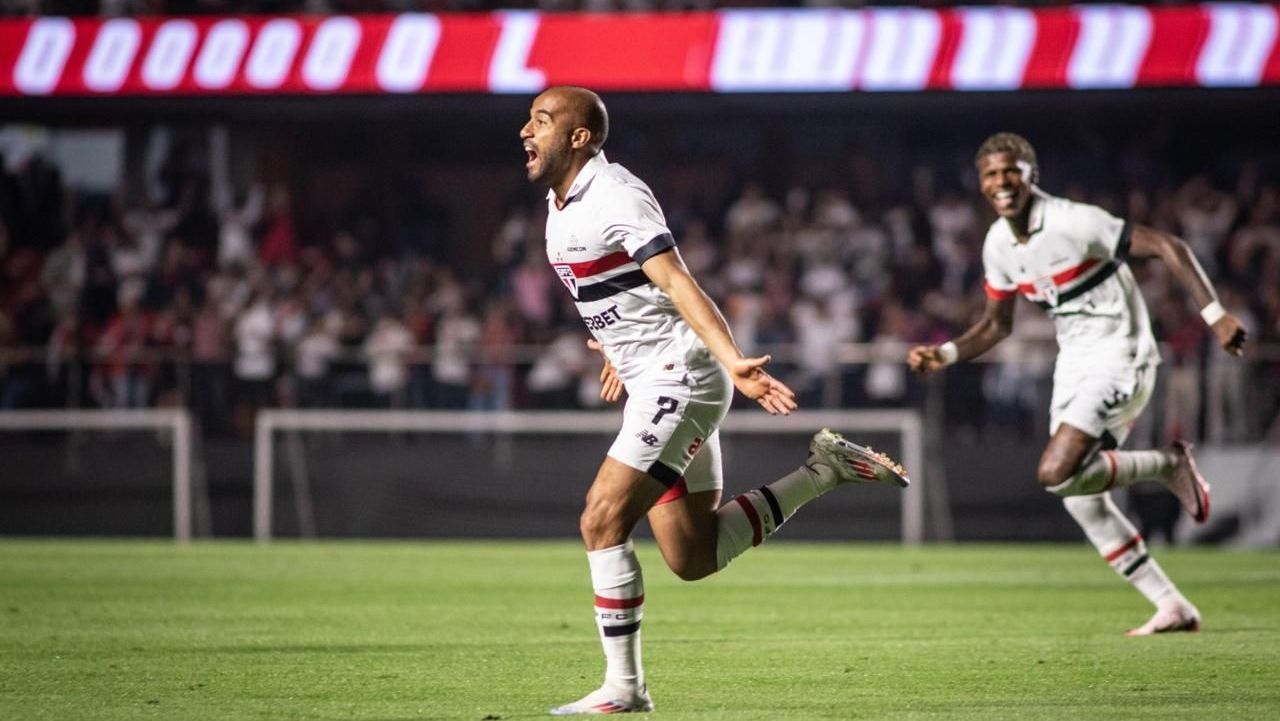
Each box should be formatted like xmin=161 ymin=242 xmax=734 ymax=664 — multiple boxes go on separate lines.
xmin=1037 ymin=458 xmax=1076 ymax=489
xmin=579 ymin=499 xmax=628 ymax=549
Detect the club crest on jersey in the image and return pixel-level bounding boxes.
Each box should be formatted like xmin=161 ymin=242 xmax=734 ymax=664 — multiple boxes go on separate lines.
xmin=554 ymin=264 xmax=578 ymax=298
xmin=1033 ymin=276 xmax=1059 ymax=307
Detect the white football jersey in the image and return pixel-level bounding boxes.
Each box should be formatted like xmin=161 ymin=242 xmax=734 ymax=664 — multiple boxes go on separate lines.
xmin=982 ymin=188 xmax=1160 ymax=370
xmin=544 ymin=153 xmax=710 ymax=383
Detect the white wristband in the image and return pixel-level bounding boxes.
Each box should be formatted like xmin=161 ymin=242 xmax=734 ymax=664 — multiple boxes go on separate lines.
xmin=938 ymin=342 xmax=959 ymax=366
xmin=1200 ymin=301 xmax=1226 ymax=326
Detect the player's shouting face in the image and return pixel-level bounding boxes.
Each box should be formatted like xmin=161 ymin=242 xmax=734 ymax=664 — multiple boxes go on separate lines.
xmin=978 ymin=151 xmax=1034 ymax=220
xmin=521 ymin=91 xmax=576 ymax=187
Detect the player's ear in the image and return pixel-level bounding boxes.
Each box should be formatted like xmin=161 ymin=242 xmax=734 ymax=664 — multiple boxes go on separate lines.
xmin=1016 ymin=160 xmax=1039 ymax=186
xmin=571 ymin=127 xmax=592 ymax=151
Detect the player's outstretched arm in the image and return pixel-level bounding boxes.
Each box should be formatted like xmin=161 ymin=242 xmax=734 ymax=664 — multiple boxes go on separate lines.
xmin=908 ymin=295 xmax=1016 ymax=374
xmin=639 ymin=249 xmax=797 ymax=415
xmin=586 ymin=338 xmax=624 ymax=402
xmin=1128 ymin=225 xmax=1248 ymax=356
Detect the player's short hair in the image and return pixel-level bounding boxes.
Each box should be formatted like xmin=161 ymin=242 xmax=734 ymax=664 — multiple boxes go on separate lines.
xmin=577 ymin=88 xmax=609 ymax=153
xmin=975 ymin=132 xmax=1037 ymax=170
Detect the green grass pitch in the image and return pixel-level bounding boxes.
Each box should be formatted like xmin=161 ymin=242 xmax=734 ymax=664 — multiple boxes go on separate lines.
xmin=2 ymin=540 xmax=1278 ymax=720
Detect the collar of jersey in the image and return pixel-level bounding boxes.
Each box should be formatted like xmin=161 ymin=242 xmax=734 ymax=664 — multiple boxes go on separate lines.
xmin=1003 ymin=186 xmax=1048 ymax=244
xmin=548 ymin=152 xmax=608 ymax=206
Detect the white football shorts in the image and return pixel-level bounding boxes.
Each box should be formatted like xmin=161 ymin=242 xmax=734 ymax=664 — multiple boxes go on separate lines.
xmin=607 ymin=358 xmax=731 ymax=494
xmin=1050 ymin=361 xmax=1156 ymax=446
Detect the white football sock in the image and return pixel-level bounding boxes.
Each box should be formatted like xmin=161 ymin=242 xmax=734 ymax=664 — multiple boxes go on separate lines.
xmin=1062 ymin=493 xmax=1188 ymax=607
xmin=587 ymin=541 xmax=644 ymax=691
xmin=714 ymin=466 xmax=825 ymax=571
xmin=1048 ymin=450 xmax=1178 ymax=497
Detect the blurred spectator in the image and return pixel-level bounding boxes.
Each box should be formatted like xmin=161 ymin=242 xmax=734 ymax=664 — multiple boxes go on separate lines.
xmin=1154 ymin=297 xmax=1205 ymax=442
xmin=93 ymin=280 xmax=151 ymax=408
xmin=41 ymin=231 xmax=86 ymax=315
xmin=511 ymin=249 xmax=554 ymax=329
xmin=364 ymin=308 xmax=415 ymax=408
xmin=258 ymin=184 xmax=297 ymax=267
xmin=527 ymin=327 xmax=589 ymax=409
xmin=1176 ymin=177 xmax=1236 ymax=277
xmin=1205 ymin=286 xmax=1254 ymax=443
xmin=191 ymin=291 xmax=231 ymax=431
xmin=431 ymin=300 xmax=479 ymax=409
xmin=790 ymin=298 xmax=846 ymax=407
xmin=725 ymin=181 xmax=780 ymax=236
xmin=217 ymin=184 xmax=264 ymax=270
xmin=469 ymin=300 xmax=520 ymax=411
xmin=233 ymin=289 xmax=276 ymax=421
xmin=294 ymin=316 xmax=339 ymax=408
xmin=864 ymin=300 xmax=913 ymax=406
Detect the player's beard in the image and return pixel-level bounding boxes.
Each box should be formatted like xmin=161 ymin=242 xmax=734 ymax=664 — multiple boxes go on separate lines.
xmin=529 ymin=136 xmax=571 ymax=187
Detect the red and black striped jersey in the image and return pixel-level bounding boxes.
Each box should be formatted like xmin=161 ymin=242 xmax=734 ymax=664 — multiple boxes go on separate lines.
xmin=544 ymin=153 xmax=712 ymax=383
xmin=982 ymin=189 xmax=1161 ymax=370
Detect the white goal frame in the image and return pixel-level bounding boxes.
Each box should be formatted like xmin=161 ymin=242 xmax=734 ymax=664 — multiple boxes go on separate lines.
xmin=0 ymin=409 xmax=195 ymax=542
xmin=253 ymin=409 xmax=925 ymax=544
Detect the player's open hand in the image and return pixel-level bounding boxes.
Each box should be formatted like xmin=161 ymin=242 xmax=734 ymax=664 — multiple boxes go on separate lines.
xmin=586 ymin=339 xmax=624 ymax=402
xmin=1211 ymin=314 xmax=1248 ymax=357
xmin=728 ymin=355 xmax=797 ymax=415
xmin=907 ymin=345 xmax=946 ymax=374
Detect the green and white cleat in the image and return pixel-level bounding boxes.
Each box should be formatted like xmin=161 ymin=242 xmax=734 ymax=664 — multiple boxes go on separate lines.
xmin=807 ymin=428 xmax=910 ymax=489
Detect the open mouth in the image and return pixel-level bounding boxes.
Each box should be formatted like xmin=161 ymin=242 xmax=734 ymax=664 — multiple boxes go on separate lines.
xmin=992 ymin=189 xmax=1018 ymax=212
xmin=524 ymin=144 xmax=538 ymax=170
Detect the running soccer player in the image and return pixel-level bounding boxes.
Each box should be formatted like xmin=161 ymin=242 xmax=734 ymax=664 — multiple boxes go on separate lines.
xmin=908 ymin=133 xmax=1248 ymax=636
xmin=522 ymin=86 xmax=909 ymax=715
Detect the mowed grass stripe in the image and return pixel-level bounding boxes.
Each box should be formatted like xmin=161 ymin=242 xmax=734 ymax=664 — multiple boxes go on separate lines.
xmin=0 ymin=540 xmax=1276 ymax=720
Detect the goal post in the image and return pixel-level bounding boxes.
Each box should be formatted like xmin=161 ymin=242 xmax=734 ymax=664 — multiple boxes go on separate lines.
xmin=0 ymin=409 xmax=195 ymax=542
xmin=253 ymin=409 xmax=925 ymax=544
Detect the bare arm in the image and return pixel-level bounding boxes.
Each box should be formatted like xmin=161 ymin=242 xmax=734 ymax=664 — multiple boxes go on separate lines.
xmin=1129 ymin=225 xmax=1247 ymax=356
xmin=640 ymin=248 xmax=796 ymax=415
xmin=907 ymin=295 xmax=1016 ymax=374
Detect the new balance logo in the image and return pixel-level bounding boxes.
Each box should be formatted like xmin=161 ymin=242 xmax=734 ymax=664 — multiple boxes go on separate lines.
xmin=635 ymin=431 xmax=660 ymax=447
xmin=847 ymin=458 xmax=878 ymax=481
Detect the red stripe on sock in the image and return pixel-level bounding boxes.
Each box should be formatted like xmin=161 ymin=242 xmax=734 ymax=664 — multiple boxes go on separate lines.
xmin=654 ymin=477 xmax=688 ymax=506
xmin=1103 ymin=451 xmax=1118 ymax=490
xmin=1104 ymin=536 xmax=1143 ymax=563
xmin=594 ymin=594 xmax=644 ymax=609
xmin=735 ymin=495 xmax=763 ymax=546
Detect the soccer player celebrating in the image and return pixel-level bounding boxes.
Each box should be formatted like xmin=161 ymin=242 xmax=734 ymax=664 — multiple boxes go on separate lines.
xmin=908 ymin=133 xmax=1248 ymax=636
xmin=522 ymin=86 xmax=909 ymax=715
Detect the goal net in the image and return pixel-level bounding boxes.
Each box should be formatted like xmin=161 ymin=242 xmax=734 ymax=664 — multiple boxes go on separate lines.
xmin=0 ymin=409 xmax=198 ymax=540
xmin=253 ymin=409 xmax=926 ymax=544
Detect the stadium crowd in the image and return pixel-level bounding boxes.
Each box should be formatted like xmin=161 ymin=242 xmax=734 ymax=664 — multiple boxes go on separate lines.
xmin=0 ymin=122 xmax=1277 ymax=443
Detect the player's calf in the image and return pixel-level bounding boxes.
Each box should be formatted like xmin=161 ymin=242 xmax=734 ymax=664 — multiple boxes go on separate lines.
xmin=1044 ymin=444 xmax=1209 ymax=523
